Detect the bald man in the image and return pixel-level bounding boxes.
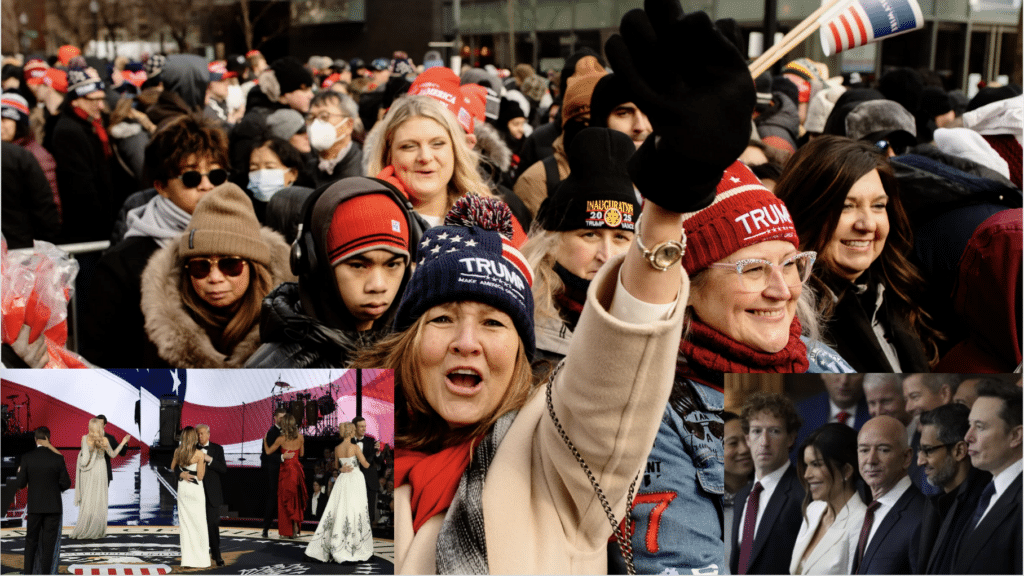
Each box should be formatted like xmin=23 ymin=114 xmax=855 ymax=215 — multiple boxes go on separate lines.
xmin=853 ymin=416 xmax=925 ymax=574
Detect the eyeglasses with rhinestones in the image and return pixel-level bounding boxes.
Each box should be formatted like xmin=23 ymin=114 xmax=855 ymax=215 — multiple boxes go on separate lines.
xmin=185 ymin=256 xmax=247 ymax=280
xmin=707 ymin=251 xmax=817 ymax=293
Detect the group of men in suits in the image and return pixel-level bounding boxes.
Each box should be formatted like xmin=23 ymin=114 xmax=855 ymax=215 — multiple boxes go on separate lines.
xmin=731 ymin=380 xmax=1022 ymax=575
xmin=261 ymin=409 xmax=382 ymax=536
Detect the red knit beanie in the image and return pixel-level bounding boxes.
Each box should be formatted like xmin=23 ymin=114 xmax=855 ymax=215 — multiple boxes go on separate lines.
xmin=326 ymin=193 xmax=411 ymax=265
xmin=681 ymin=161 xmax=799 ymax=274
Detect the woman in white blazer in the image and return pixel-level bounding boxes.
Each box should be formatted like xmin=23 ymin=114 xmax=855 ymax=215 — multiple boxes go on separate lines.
xmin=790 ymin=423 xmax=869 ymax=575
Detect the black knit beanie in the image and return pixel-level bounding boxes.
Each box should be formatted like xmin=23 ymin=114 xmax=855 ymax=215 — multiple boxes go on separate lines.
xmin=589 ymin=73 xmax=633 ymax=128
xmin=271 ymin=57 xmax=313 ymax=96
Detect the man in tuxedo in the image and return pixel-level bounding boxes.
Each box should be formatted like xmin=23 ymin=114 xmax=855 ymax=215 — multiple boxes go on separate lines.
xmin=793 ymin=375 xmax=870 ymax=462
xmin=15 ymin=427 xmax=71 ymax=575
xmin=261 ymin=408 xmax=286 ymax=538
xmin=352 ymin=417 xmax=382 ymax=524
xmin=913 ymin=403 xmax=991 ymax=574
xmin=307 ymin=479 xmax=328 ymax=521
xmin=196 ymin=424 xmax=227 ymax=566
xmin=952 ymin=381 xmax=1022 ymax=574
xmin=96 ymin=414 xmax=122 ymax=484
xmin=854 ymin=416 xmax=925 ymax=574
xmin=731 ymin=393 xmax=804 ymax=575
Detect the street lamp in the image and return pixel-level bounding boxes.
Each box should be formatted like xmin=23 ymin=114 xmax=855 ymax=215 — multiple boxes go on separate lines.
xmin=19 ymin=12 xmax=28 ymax=53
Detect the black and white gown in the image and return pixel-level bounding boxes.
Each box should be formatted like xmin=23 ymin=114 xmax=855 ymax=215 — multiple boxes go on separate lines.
xmin=305 ymin=455 xmax=373 ymax=562
xmin=178 ymin=462 xmax=210 ymax=568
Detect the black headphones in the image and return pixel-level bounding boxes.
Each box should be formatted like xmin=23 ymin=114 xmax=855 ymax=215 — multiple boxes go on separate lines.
xmin=289 ymin=177 xmax=425 ymax=276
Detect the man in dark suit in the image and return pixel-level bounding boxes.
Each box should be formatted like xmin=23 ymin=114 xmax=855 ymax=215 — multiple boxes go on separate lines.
xmin=854 ymin=416 xmax=925 ymax=574
xmin=196 ymin=424 xmax=227 ymax=566
xmin=912 ymin=403 xmax=991 ymax=574
xmin=96 ymin=414 xmax=122 ymax=484
xmin=793 ymin=375 xmax=870 ymax=462
xmin=952 ymin=381 xmax=1022 ymax=574
xmin=261 ymin=407 xmax=286 ymax=538
xmin=307 ymin=479 xmax=328 ymax=521
xmin=903 ymin=375 xmax=959 ymax=497
xmin=15 ymin=427 xmax=71 ymax=575
xmin=352 ymin=417 xmax=382 ymax=525
xmin=731 ymin=393 xmax=805 ymax=575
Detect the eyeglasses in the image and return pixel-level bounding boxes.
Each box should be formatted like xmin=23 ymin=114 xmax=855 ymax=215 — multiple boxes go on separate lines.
xmin=919 ymin=442 xmax=957 ymax=457
xmin=305 ymin=111 xmax=345 ymax=125
xmin=177 ymin=168 xmax=228 ymax=189
xmin=185 ymin=257 xmax=247 ymax=279
xmin=708 ymin=251 xmax=817 ymax=293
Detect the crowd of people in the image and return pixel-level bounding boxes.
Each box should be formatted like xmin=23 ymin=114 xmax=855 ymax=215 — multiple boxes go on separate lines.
xmin=3 ymin=0 xmax=1022 ymax=573
xmin=725 ymin=374 xmax=1022 ymax=575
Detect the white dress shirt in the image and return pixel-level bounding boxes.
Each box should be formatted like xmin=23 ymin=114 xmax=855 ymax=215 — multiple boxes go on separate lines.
xmin=739 ymin=460 xmax=791 ymax=539
xmin=978 ymin=458 xmax=1023 ymax=525
xmin=865 ymin=475 xmax=912 ymax=546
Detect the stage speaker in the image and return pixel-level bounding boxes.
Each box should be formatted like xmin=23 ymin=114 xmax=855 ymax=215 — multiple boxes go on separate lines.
xmin=159 ymin=396 xmax=181 ymax=447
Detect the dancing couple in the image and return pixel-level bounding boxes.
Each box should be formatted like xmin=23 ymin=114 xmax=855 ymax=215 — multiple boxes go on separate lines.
xmin=172 ymin=424 xmax=227 ymax=568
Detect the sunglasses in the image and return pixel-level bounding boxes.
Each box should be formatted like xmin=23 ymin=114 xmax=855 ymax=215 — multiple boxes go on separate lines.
xmin=177 ymin=168 xmax=228 ymax=189
xmin=185 ymin=257 xmax=247 ymax=279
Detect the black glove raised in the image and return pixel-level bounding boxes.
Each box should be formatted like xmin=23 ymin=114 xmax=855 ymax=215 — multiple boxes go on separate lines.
xmin=605 ymin=0 xmax=755 ymax=213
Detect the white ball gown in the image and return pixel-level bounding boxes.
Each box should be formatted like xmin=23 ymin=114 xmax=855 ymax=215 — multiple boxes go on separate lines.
xmin=305 ymin=455 xmax=373 ymax=562
xmin=178 ymin=462 xmax=210 ymax=568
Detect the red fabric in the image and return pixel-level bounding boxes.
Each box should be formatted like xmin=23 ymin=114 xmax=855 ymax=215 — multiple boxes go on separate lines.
xmin=983 ymin=134 xmax=1022 ymax=189
xmin=396 ymin=439 xmax=477 ymax=533
xmin=836 ymin=411 xmax=850 ymax=425
xmin=58 ymin=45 xmax=80 ymax=67
xmin=72 ymin=106 xmax=112 ymax=158
xmin=679 ymin=314 xmax=809 ymax=373
xmin=737 ymin=481 xmax=763 ymax=574
xmin=326 ymin=193 xmax=410 ymax=264
xmin=278 ymin=447 xmax=307 ymax=537
xmin=854 ymin=500 xmax=881 ymax=573
xmin=408 ymin=67 xmax=475 ymax=134
xmin=16 ymin=138 xmax=61 ymax=219
xmin=761 ymin=134 xmax=796 ymax=154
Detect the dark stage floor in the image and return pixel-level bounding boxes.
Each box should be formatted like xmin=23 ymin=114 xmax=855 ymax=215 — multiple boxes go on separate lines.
xmin=0 ymin=526 xmax=394 ymax=574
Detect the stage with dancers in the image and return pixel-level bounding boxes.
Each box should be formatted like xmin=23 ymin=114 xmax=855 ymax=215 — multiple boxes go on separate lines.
xmin=0 ymin=369 xmax=394 ymax=575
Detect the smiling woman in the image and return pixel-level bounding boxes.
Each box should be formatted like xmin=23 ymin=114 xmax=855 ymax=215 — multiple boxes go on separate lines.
xmin=775 ymin=136 xmax=940 ymax=372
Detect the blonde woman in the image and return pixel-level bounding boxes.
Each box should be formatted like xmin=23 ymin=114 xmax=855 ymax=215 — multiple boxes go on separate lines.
xmin=71 ymin=418 xmax=131 ymax=539
xmin=305 ymin=422 xmax=372 ymax=562
xmin=363 ymin=94 xmax=491 ymax=226
xmin=172 ymin=427 xmax=209 ymax=568
xmin=265 ymin=413 xmax=306 ymax=538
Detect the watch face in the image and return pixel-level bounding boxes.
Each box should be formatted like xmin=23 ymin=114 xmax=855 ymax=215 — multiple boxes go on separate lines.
xmin=654 ymin=243 xmax=683 ymax=269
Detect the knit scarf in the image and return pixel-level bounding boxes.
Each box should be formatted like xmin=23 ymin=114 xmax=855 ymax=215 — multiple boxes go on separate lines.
xmin=73 ymin=106 xmax=112 ymax=158
xmin=394 ymin=411 xmax=516 ymax=574
xmin=553 ymin=262 xmax=589 ymax=331
xmin=679 ymin=314 xmax=809 ymax=373
xmin=123 ymin=194 xmax=193 ymax=247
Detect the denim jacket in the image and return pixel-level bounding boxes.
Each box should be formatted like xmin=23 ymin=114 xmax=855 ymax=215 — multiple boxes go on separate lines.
xmin=610 ymin=379 xmax=725 ymax=575
xmin=802 ymin=336 xmax=856 ymax=373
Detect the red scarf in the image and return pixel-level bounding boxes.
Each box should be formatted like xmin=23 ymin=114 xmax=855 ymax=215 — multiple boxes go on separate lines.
xmin=395 ymin=438 xmax=478 ymax=533
xmin=679 ymin=314 xmax=809 ymax=373
xmin=73 ymin=106 xmax=112 ymax=158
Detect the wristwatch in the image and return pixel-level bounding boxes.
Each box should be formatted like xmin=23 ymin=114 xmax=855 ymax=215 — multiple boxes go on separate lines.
xmin=635 ymin=213 xmax=686 ymax=271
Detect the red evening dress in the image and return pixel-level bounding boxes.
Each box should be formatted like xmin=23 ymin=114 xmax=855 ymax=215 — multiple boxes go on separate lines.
xmin=278 ymin=447 xmax=307 ymax=537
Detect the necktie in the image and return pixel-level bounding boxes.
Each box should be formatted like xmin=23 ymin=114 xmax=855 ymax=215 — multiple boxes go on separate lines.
xmin=737 ymin=482 xmax=763 ymax=574
xmin=968 ymin=482 xmax=997 ymax=533
xmin=836 ymin=410 xmax=850 ymax=425
xmin=854 ymin=500 xmax=881 ymax=574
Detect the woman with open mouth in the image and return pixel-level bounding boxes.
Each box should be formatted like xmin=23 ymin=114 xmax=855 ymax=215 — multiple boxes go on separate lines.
xmin=775 ymin=136 xmax=941 ymax=372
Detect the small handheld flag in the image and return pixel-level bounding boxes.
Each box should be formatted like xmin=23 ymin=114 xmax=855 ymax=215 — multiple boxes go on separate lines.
xmin=818 ymin=0 xmax=925 ymax=56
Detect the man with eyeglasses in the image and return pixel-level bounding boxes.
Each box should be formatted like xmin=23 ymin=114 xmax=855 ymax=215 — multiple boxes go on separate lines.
xmin=51 ymin=67 xmax=114 ymax=243
xmin=912 ymin=403 xmax=991 ymax=574
xmin=306 ymin=91 xmax=363 ymax=188
xmin=80 ymin=113 xmax=231 ymax=368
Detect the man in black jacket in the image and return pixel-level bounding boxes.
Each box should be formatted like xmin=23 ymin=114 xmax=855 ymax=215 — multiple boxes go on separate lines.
xmin=15 ymin=426 xmax=71 ymax=575
xmin=353 ymin=417 xmax=382 ymax=525
xmin=0 ymin=141 xmax=59 ymax=248
xmin=196 ymin=424 xmax=227 ymax=566
xmin=261 ymin=408 xmax=286 ymax=537
xmin=96 ymin=414 xmax=122 ymax=484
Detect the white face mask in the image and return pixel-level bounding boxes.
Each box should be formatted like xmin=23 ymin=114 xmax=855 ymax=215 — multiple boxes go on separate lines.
xmin=226 ymin=85 xmax=244 ymax=111
xmin=308 ymin=117 xmax=348 ymax=151
xmin=247 ymin=168 xmax=288 ymax=202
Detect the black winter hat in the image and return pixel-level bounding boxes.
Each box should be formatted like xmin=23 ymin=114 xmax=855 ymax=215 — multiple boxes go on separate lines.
xmin=589 ymin=73 xmax=633 ymax=128
xmin=967 ymin=84 xmax=1023 ymax=112
xmin=271 ymin=57 xmax=313 ymax=95
xmin=537 ymin=128 xmax=640 ymax=233
xmin=771 ymin=75 xmax=800 ymax=112
xmin=822 ymin=88 xmax=884 ymax=137
xmin=878 ymin=67 xmax=924 ymax=115
xmin=919 ymin=86 xmax=953 ymax=118
xmin=496 ymin=97 xmax=525 ymax=128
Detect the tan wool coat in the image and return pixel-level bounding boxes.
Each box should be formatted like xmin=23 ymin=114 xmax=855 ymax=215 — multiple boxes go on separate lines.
xmin=512 ymin=134 xmax=569 ymax=218
xmin=396 ymin=253 xmax=689 ymax=574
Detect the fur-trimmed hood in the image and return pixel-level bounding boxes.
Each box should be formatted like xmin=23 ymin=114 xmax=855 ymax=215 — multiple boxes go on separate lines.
xmin=474 ymin=121 xmax=512 ymax=172
xmin=140 ymin=227 xmax=295 ymax=368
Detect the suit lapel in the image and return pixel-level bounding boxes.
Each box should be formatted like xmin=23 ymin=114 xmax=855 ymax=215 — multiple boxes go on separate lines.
xmin=956 ymin=474 xmax=1022 ymax=569
xmin=862 ymin=488 xmax=910 ymax=570
xmin=803 ymin=503 xmax=848 ymax=572
xmin=731 ymin=481 xmax=754 ymax=571
xmin=750 ymin=468 xmax=795 ymax=565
